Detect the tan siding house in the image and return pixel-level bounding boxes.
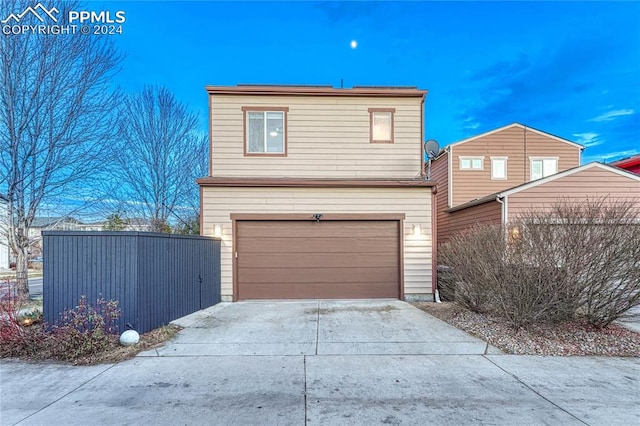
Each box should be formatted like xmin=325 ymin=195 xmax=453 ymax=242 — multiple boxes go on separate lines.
xmin=431 ymin=123 xmax=583 ymax=244
xmin=199 ymin=85 xmax=434 ymax=302
xmin=443 ymin=163 xmax=640 ymax=240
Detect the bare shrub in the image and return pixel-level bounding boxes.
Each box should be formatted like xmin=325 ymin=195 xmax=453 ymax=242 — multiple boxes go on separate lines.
xmin=438 ymin=225 xmax=506 ymax=313
xmin=1 ymin=295 xmax=122 ymax=362
xmin=517 ymin=197 xmax=640 ymax=328
xmin=491 ymin=223 xmax=577 ymax=328
xmin=440 ymin=197 xmax=640 ymax=329
xmin=440 ymin=223 xmax=577 ymax=328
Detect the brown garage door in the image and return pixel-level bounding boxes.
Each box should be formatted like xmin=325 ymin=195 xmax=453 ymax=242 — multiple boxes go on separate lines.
xmin=236 ymin=220 xmax=400 ymax=300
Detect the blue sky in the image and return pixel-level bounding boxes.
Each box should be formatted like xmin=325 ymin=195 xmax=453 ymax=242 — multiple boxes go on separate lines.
xmin=106 ymin=1 xmax=639 ymax=162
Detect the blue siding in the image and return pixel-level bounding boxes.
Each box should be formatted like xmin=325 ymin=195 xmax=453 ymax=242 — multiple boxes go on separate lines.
xmin=43 ymin=232 xmax=221 ymax=334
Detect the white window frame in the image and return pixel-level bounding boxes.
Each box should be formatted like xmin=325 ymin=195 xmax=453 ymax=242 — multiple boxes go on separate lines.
xmin=242 ymin=106 xmax=288 ymax=156
xmin=530 ymin=157 xmax=558 ymax=180
xmin=490 ymin=156 xmax=508 ymax=180
xmin=368 ymin=108 xmax=395 ymax=143
xmin=459 ymin=156 xmax=484 ymax=170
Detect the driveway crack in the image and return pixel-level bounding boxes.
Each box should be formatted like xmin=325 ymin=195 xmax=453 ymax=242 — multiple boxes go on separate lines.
xmin=483 ymin=356 xmax=589 ymax=425
xmin=303 ymin=355 xmax=308 ymax=426
xmin=14 ymin=363 xmax=118 ymax=425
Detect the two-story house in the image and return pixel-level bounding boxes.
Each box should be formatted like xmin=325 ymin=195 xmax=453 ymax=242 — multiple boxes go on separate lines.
xmin=198 ymin=85 xmax=436 ymax=302
xmin=431 ymin=123 xmax=640 ymax=245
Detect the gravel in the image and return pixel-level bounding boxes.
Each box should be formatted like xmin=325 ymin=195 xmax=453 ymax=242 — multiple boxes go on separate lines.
xmin=413 ymin=302 xmax=640 ymax=357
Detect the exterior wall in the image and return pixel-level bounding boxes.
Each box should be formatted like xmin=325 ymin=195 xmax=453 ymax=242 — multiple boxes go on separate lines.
xmin=210 ymin=94 xmax=423 ymax=178
xmin=201 ymin=186 xmax=433 ymax=301
xmin=505 ymin=167 xmax=640 ymax=221
xmin=450 ymin=125 xmax=581 ymax=207
xmin=430 ymin=153 xmax=450 ymax=247
xmin=444 ymin=201 xmax=503 ymax=244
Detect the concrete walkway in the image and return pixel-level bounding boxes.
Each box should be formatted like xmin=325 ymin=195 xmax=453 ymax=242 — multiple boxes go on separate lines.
xmin=1 ymin=300 xmax=639 ymax=425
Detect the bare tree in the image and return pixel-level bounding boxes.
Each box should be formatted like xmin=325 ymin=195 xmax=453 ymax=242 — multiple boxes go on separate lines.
xmin=113 ymin=86 xmax=208 ymax=232
xmin=0 ymin=0 xmax=123 ymax=296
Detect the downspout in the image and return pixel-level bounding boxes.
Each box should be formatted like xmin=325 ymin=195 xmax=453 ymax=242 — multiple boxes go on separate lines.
xmin=496 ymin=195 xmax=506 ymax=226
xmin=431 ymin=186 xmax=441 ymax=303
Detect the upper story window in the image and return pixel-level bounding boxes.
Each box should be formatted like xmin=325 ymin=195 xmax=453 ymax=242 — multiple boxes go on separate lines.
xmin=491 ymin=157 xmax=507 ymax=180
xmin=530 ymin=157 xmax=558 ymax=180
xmin=368 ymin=108 xmax=395 ymax=143
xmin=242 ymin=106 xmax=289 ymax=156
xmin=459 ymin=156 xmax=484 ymax=170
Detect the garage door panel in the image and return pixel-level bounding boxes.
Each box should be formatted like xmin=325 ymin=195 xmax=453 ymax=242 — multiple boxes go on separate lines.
xmin=238 ymin=252 xmax=398 ymax=268
xmin=236 ymin=220 xmax=400 ymax=300
xmin=237 ymin=221 xmax=398 ymax=238
xmin=239 ymin=282 xmax=398 ymax=300
xmin=237 ymin=237 xmax=397 ymax=253
xmin=239 ymin=267 xmax=398 ymax=284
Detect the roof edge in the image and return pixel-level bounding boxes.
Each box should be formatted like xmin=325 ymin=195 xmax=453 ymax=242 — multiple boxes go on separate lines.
xmin=500 ymin=162 xmax=640 ymax=197
xmin=447 ymin=123 xmax=584 ymax=151
xmin=447 ymin=193 xmax=499 ymax=212
xmin=197 ymin=177 xmax=435 ymax=188
xmin=205 ymin=85 xmax=427 ymax=98
xmin=611 ymin=154 xmax=640 ymax=168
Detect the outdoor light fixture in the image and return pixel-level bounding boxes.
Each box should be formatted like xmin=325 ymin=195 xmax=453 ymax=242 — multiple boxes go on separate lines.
xmin=214 ymin=225 xmax=223 ymax=237
xmin=509 ymin=226 xmax=520 ymax=241
xmin=412 ymin=224 xmax=422 ymax=237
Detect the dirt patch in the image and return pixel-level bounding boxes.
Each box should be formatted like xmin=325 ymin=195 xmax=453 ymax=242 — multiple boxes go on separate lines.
xmin=73 ymin=324 xmax=183 ymax=365
xmin=414 ymin=302 xmax=640 ymax=357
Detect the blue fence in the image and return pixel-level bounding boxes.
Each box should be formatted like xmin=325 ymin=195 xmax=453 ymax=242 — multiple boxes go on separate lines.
xmin=43 ymin=231 xmax=221 ymax=334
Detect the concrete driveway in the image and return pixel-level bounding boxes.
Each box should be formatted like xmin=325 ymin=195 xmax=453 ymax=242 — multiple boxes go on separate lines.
xmin=2 ymin=300 xmax=639 ymax=425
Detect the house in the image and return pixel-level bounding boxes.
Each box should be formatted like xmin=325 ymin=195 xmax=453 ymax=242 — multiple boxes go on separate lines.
xmin=28 ymin=217 xmax=83 ymax=257
xmin=611 ymin=154 xmax=640 ymax=175
xmin=430 ymin=123 xmax=584 ymax=244
xmin=443 ymin=162 xmax=640 ymax=230
xmin=198 ymin=85 xmax=435 ymax=302
xmin=0 ymin=195 xmax=8 ymax=270
xmin=76 ymin=221 xmax=105 ymax=231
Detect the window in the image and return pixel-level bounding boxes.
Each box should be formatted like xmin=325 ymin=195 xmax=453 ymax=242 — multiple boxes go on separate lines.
xmin=491 ymin=157 xmax=507 ymax=180
xmin=530 ymin=158 xmax=558 ymax=180
xmin=459 ymin=156 xmax=484 ymax=170
xmin=369 ymin=108 xmax=395 ymax=143
xmin=242 ymin=107 xmax=288 ymax=155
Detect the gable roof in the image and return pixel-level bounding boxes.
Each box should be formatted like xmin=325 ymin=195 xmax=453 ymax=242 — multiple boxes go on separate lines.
xmin=448 ymin=162 xmax=640 ymax=212
xmin=447 ymin=123 xmax=584 ymax=151
xmin=500 ymin=161 xmax=640 ymax=197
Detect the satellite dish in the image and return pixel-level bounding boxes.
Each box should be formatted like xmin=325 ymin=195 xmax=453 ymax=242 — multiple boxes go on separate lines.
xmin=424 ymin=139 xmax=440 ymax=159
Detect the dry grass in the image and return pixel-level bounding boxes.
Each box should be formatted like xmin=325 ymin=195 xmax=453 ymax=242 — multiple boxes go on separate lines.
xmin=414 ymin=302 xmax=640 ymax=357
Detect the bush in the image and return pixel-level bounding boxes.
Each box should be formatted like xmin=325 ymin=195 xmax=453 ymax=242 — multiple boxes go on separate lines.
xmin=438 ymin=225 xmax=506 ymax=313
xmin=439 ymin=197 xmax=640 ymax=328
xmin=0 ymin=295 xmax=122 ymax=362
xmin=49 ymin=296 xmax=122 ymax=359
xmin=519 ymin=198 xmax=640 ymax=328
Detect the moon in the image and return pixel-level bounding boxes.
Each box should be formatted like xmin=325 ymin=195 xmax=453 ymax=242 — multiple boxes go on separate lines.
xmin=350 ymin=40 xmax=357 ymax=49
